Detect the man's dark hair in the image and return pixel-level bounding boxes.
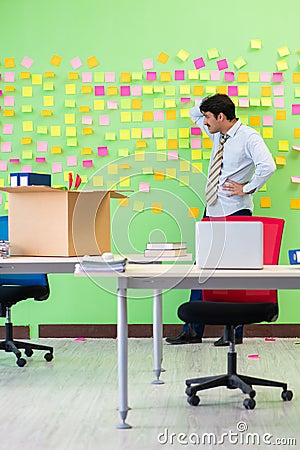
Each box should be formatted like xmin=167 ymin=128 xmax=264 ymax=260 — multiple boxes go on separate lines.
xmin=200 ymin=94 xmax=236 ymax=120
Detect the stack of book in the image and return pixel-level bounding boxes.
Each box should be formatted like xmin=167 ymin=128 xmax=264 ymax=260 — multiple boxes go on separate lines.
xmin=144 ymin=242 xmax=187 ymax=258
xmin=75 ymin=255 xmax=127 ymax=274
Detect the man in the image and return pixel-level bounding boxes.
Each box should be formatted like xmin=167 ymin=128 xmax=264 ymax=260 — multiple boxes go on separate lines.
xmin=166 ymin=93 xmax=276 ymax=346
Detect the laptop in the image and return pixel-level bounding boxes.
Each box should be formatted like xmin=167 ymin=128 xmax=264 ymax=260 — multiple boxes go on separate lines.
xmin=196 ymin=221 xmax=263 ymax=269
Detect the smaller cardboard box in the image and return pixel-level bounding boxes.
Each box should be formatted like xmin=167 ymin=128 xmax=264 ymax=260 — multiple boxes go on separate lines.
xmin=0 ymin=186 xmax=126 ymax=257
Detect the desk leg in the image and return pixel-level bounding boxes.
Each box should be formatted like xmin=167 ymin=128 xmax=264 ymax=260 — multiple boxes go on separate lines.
xmin=152 ymin=289 xmax=164 ymax=384
xmin=117 ymin=287 xmax=132 ymax=429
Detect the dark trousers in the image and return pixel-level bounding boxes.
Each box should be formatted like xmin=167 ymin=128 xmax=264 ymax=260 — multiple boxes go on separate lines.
xmin=183 ymin=208 xmax=252 ymax=338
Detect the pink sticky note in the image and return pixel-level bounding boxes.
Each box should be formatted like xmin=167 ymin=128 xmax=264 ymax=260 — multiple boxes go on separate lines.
xmin=265 ymin=337 xmax=276 ymax=341
xmin=239 ymin=98 xmax=249 ymax=108
xmin=22 ymin=166 xmax=32 ymax=172
xmin=2 ymin=124 xmax=13 ymax=134
xmin=154 ymin=110 xmax=164 ymax=121
xmin=228 ymin=86 xmax=238 ymax=96
xmin=292 ymin=104 xmax=300 ymax=115
xmin=105 ymin=72 xmax=115 ymax=83
xmin=217 ymin=58 xmax=228 ymax=70
xmin=4 ymin=72 xmax=15 ymax=82
xmin=82 ymin=72 xmax=92 ymax=83
xmin=273 ymin=72 xmax=283 ymax=83
xmin=74 ymin=337 xmax=86 ymax=341
xmin=260 ymin=72 xmax=270 ymax=82
xmin=168 ymin=150 xmax=178 ymax=160
xmin=36 ymin=157 xmax=46 ymax=163
xmin=263 ymin=116 xmax=273 ymax=126
xmin=99 ymin=115 xmax=110 ymax=126
xmin=142 ymin=128 xmax=152 ymax=138
xmin=82 ymin=159 xmax=93 ymax=168
xmin=210 ymin=70 xmax=220 ymax=81
xmin=37 ymin=141 xmax=48 ymax=152
xmin=191 ymin=127 xmax=201 ymax=136
xmin=273 ymin=85 xmax=284 ymax=96
xmin=224 ymin=71 xmax=235 ymax=81
xmin=174 ymin=70 xmax=185 ymax=80
xmin=4 ymin=96 xmax=14 ymax=107
xmin=21 ymin=56 xmax=34 ymax=69
xmin=139 ymin=182 xmax=150 ymax=192
xmin=142 ymin=58 xmax=153 ymax=70
xmin=98 ymin=146 xmax=108 ymax=156
xmin=0 ymin=161 xmax=8 ymax=171
xmin=131 ymin=85 xmax=142 ymax=96
xmin=191 ymin=138 xmax=201 ymax=149
xmin=146 ymin=72 xmax=157 ymax=81
xmin=95 ymin=86 xmax=105 ymax=96
xmin=1 ymin=142 xmax=12 ymax=153
xmin=67 ymin=156 xmax=77 ymax=166
xmin=120 ymin=86 xmax=130 ymax=96
xmin=180 ymin=97 xmax=191 ymax=103
xmin=52 ymin=162 xmax=62 ymax=173
xmin=248 ymin=354 xmax=260 ymax=359
xmin=193 ymin=57 xmax=205 ymax=69
xmin=70 ymin=57 xmax=82 ymax=70
xmin=82 ymin=116 xmax=93 ymax=125
xmin=274 ymin=98 xmax=284 ymax=108
xmin=10 ymin=158 xmax=20 ymax=164
xmin=107 ymin=100 xmax=118 ymax=109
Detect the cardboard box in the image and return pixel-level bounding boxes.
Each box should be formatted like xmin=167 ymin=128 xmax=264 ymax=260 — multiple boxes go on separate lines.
xmin=0 ymin=186 xmax=127 ymax=256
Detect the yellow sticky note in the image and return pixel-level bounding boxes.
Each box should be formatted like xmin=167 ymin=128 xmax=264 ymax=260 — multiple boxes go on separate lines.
xmin=108 ymin=164 xmax=118 ymax=175
xmin=22 ymin=121 xmax=33 ymax=132
xmin=278 ymin=46 xmax=290 ymax=57
xmin=180 ymin=161 xmax=190 ymax=171
xmin=21 ymin=137 xmax=32 ymax=145
xmin=177 ymin=49 xmax=190 ymax=61
xmin=261 ymin=98 xmax=272 ymax=107
xmin=262 ymin=128 xmax=273 ymax=139
xmin=180 ymin=109 xmax=190 ymax=118
xmin=51 ymin=146 xmax=62 ymax=154
xmin=94 ymin=100 xmax=105 ymax=110
xmin=32 ymin=74 xmax=42 ymax=85
xmin=156 ymin=139 xmax=167 ymax=150
xmin=275 ymin=156 xmax=286 ymax=165
xmin=207 ymin=48 xmax=219 ymax=59
xmin=192 ymin=162 xmax=203 ymax=173
xmin=132 ymin=112 xmax=143 ymax=122
xmin=37 ymin=126 xmax=48 ymax=134
xmin=206 ymin=86 xmax=216 ymax=94
xmin=132 ymin=72 xmax=143 ymax=80
xmin=188 ymin=207 xmax=200 ymax=218
xmin=118 ymin=148 xmax=129 ymax=157
xmin=180 ymin=85 xmax=191 ymax=95
xmin=276 ymin=60 xmax=288 ymax=71
xmin=4 ymin=57 xmax=15 ymax=68
xmin=234 ymin=56 xmax=246 ymax=69
xmin=51 ymin=126 xmax=61 ymax=137
xmin=105 ymin=132 xmax=116 ymax=140
xmin=157 ymin=51 xmax=169 ymax=64
xmin=249 ymin=72 xmax=260 ymax=82
xmin=119 ymin=176 xmax=130 ymax=187
xmin=278 ymin=140 xmax=289 ymax=151
xmin=65 ymin=114 xmax=75 ymax=124
xmin=87 ymin=56 xmax=98 ymax=68
xmin=238 ymin=86 xmax=249 ymax=96
xmin=133 ymin=201 xmax=144 ymax=212
xmin=260 ymin=197 xmax=271 ymax=208
xmin=153 ymin=98 xmax=164 ymax=109
xmin=131 ymin=128 xmax=142 ymax=139
xmin=50 ymin=54 xmax=62 ymax=66
xmin=143 ymin=86 xmax=153 ymax=95
xmin=121 ymin=112 xmax=131 ymax=122
xmin=188 ymin=70 xmax=199 ymax=80
xmin=134 ymin=151 xmax=145 ymax=161
xmin=66 ymin=127 xmax=77 ymax=137
xmin=179 ymin=176 xmax=189 ymax=186
xmin=44 ymin=96 xmax=54 ymax=106
xmin=22 ymin=87 xmax=32 ymax=97
xmin=250 ymin=39 xmax=262 ymax=49
xmin=65 ymin=84 xmax=76 ymax=95
xmin=250 ymin=98 xmax=261 ymax=107
xmin=120 ymin=130 xmax=130 ymax=140
xmin=166 ymin=168 xmax=176 ymax=178
xmin=93 ymin=176 xmax=103 ymax=187
xmin=192 ymin=150 xmax=202 ymax=160
xmin=290 ymin=199 xmax=300 ymax=209
xmin=156 ymin=152 xmax=167 ymax=161
xmin=22 ymin=150 xmax=33 ymax=160
xmin=165 ymin=99 xmax=176 ymax=108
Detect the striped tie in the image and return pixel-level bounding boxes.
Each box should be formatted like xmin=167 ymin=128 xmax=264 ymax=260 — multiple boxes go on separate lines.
xmin=205 ymin=134 xmax=229 ymax=206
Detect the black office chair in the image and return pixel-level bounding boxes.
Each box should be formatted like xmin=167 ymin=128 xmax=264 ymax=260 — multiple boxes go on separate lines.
xmin=178 ymin=216 xmax=293 ymax=409
xmin=0 ymin=216 xmax=53 ymax=367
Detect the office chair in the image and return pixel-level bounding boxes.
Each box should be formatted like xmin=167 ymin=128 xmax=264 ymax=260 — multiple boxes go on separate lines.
xmin=178 ymin=216 xmax=293 ymax=409
xmin=0 ymin=216 xmax=53 ymax=367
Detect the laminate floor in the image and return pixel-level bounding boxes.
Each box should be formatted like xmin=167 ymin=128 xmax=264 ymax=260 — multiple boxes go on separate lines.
xmin=0 ymin=338 xmax=299 ymax=450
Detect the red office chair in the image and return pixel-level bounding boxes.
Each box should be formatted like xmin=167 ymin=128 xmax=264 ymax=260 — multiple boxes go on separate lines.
xmin=178 ymin=216 xmax=293 ymax=409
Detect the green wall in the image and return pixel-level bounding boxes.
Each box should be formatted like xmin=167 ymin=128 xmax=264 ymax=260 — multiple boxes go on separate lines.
xmin=1 ymin=0 xmax=300 ymax=335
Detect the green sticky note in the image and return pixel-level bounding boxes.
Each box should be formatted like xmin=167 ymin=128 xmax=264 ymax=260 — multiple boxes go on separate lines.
xmin=67 ymin=138 xmax=78 ymax=147
xmin=153 ymin=85 xmax=164 ymax=93
xmin=43 ymin=82 xmax=54 ymax=91
xmin=132 ymin=72 xmax=143 ymax=81
xmin=105 ymin=132 xmax=117 ymax=140
xmin=199 ymin=70 xmax=210 ymax=81
xmin=37 ymin=125 xmax=48 ymax=134
xmin=94 ymin=72 xmax=105 ymax=82
xmin=234 ymin=56 xmax=247 ymax=69
xmin=22 ymin=104 xmax=32 ymax=113
xmin=165 ymin=86 xmax=176 ymax=96
xmin=249 ymin=72 xmax=260 ymax=82
xmin=133 ymin=200 xmax=144 ymax=212
xmin=153 ymin=98 xmax=164 ymax=109
xmin=203 ymin=151 xmax=212 ymax=160
xmin=120 ymin=99 xmax=131 ymax=109
xmin=153 ymin=127 xmax=164 ymax=138
xmin=132 ymin=112 xmax=143 ymax=122
xmin=207 ymin=47 xmax=219 ymax=59
xmin=179 ymin=138 xmax=189 ymax=149
xmin=250 ymin=98 xmax=261 ymax=107
xmin=65 ymin=99 xmax=76 ymax=108
xmin=167 ymin=129 xmax=178 ymax=139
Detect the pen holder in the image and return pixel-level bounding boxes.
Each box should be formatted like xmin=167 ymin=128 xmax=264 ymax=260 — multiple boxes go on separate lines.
xmin=288 ymin=249 xmax=300 ymax=265
xmin=0 ymin=240 xmax=10 ymax=258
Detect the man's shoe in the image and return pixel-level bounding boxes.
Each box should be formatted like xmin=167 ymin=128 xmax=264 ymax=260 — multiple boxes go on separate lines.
xmin=165 ymin=329 xmax=202 ymax=345
xmin=213 ymin=335 xmax=243 ymax=347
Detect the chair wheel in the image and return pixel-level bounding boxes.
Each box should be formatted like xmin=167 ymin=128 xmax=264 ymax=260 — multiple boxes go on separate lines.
xmin=25 ymin=348 xmax=33 ymax=357
xmin=17 ymin=358 xmax=27 ymax=367
xmin=243 ymin=398 xmax=256 ymax=409
xmin=281 ymin=390 xmax=293 ymax=401
xmin=187 ymin=395 xmax=200 ymax=406
xmin=44 ymin=352 xmax=53 ymax=362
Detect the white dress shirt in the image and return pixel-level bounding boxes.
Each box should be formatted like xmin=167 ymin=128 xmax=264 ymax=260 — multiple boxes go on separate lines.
xmin=190 ymin=104 xmax=276 ymax=217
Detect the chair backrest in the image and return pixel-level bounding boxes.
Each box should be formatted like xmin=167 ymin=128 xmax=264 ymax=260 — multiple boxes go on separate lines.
xmin=0 ymin=216 xmax=48 ymax=288
xmin=202 ymin=216 xmax=285 ymax=304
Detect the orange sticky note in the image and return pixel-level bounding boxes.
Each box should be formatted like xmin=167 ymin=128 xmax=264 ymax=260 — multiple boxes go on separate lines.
xmin=261 ymin=86 xmax=272 ymax=96
xmin=3 ymin=110 xmax=14 ymax=117
xmin=120 ymin=72 xmax=131 ymax=82
xmin=20 ymin=72 xmax=31 ymax=79
xmin=81 ymin=148 xmax=92 ymax=155
xmin=238 ymin=72 xmax=249 ymax=82
xmin=41 ymin=110 xmax=52 ymax=116
xmin=294 ymin=128 xmax=300 ymax=138
xmin=44 ymin=72 xmax=55 ymax=78
xmin=276 ymin=110 xmax=286 ymax=120
xmin=166 ymin=110 xmax=176 ymax=120
xmin=154 ymin=170 xmax=164 ymax=181
xmin=21 ymin=137 xmax=32 ymax=145
xmin=136 ymin=140 xmax=147 ymax=148
xmin=87 ymin=56 xmax=98 ymax=68
xmin=107 ymin=86 xmax=118 ymax=96
xmin=4 ymin=57 xmax=15 ymax=68
xmin=260 ymin=197 xmax=271 ymax=208
xmin=160 ymin=72 xmax=171 ymax=82
xmin=290 ymin=199 xmax=300 ymax=209
xmin=168 ymin=139 xmax=178 ymax=149
xmin=275 ymin=156 xmax=286 ymax=165
xmin=81 ymin=85 xmax=92 ymax=94
xmin=157 ymin=52 xmax=169 ymax=64
xmin=188 ymin=207 xmax=200 ymax=218
xmin=119 ymin=197 xmax=129 ymax=207
xmin=132 ymin=99 xmax=142 ymax=109
xmin=82 ymin=128 xmax=93 ymax=135
xmin=79 ymin=106 xmax=90 ymax=112
xmin=68 ymin=72 xmax=79 ymax=80
xmin=4 ymin=86 xmax=15 ymax=92
xmin=193 ymin=86 xmax=204 ymax=96
xmin=152 ymin=202 xmax=162 ymax=213
xmin=293 ymin=73 xmax=300 ymax=83
xmin=250 ymin=116 xmax=260 ymax=126
xmin=50 ymin=54 xmax=62 ymax=66
xmin=51 ymin=146 xmax=62 ymax=154
xmin=143 ymin=111 xmax=153 ymax=121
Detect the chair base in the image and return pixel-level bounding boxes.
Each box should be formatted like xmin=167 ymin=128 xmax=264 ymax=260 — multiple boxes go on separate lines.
xmin=185 ymin=350 xmax=292 ymax=409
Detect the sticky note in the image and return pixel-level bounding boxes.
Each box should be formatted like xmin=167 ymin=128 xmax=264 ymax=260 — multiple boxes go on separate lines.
xmin=105 ymin=132 xmax=116 ymax=141
xmin=207 ymin=48 xmax=219 ymax=59
xmin=188 ymin=207 xmax=200 ymax=218
xmin=275 ymin=156 xmax=286 ymax=165
xmin=51 ymin=126 xmax=61 ymax=136
xmin=193 ymin=57 xmax=205 ymax=69
xmin=278 ymin=46 xmax=290 ymax=57
xmin=290 ymin=199 xmax=300 ymax=209
xmin=157 ymin=52 xmax=169 ymax=64
xmin=21 ymin=56 xmax=34 ymax=69
xmin=260 ymin=197 xmax=271 ymax=208
xmin=37 ymin=126 xmax=48 ymax=134
xmin=52 ymin=162 xmax=62 ymax=173
xmin=160 ymin=72 xmax=171 ymax=82
xmin=4 ymin=57 xmax=15 ymax=68
xmin=278 ymin=140 xmax=289 ymax=151
xmin=291 ymin=176 xmax=300 ymax=183
xmin=87 ymin=56 xmax=98 ymax=68
xmin=71 ymin=57 xmax=82 ymax=69
xmin=98 ymin=147 xmax=108 ymax=156
xmin=233 ymin=56 xmax=246 ymax=69
xmin=292 ymin=104 xmax=300 ymax=114
xmin=1 ymin=142 xmax=12 ymax=152
xmin=177 ymin=49 xmax=189 ymax=61
xmin=105 ymin=72 xmax=116 ymax=82
xmin=188 ymin=70 xmax=199 ymax=80
xmin=276 ymin=60 xmax=288 ymax=71
xmin=217 ymin=59 xmax=228 ymax=70
xmin=22 ymin=150 xmax=33 ymax=160
xmin=139 ymin=182 xmax=150 ymax=192
xmin=50 ymin=55 xmax=62 ymax=66
xmin=133 ymin=201 xmax=144 ymax=212
xmin=37 ymin=141 xmax=48 ymax=152
xmin=224 ymin=71 xmax=234 ymax=82
xmin=273 ymin=72 xmax=283 ymax=82
xmin=94 ymin=100 xmax=105 ymax=110
xmin=250 ymin=39 xmax=262 ymax=49
xmin=51 ymin=146 xmax=62 ymax=154
xmin=22 ymin=121 xmax=33 ymax=132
